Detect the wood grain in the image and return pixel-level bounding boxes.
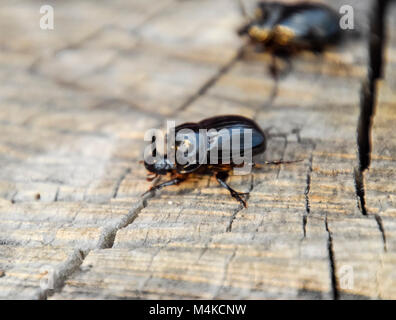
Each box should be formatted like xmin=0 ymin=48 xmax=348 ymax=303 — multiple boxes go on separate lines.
xmin=0 ymin=0 xmax=394 ymax=299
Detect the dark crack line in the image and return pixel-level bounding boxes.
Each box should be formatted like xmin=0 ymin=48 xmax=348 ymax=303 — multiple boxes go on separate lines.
xmin=252 ymin=217 xmax=264 ymax=241
xmin=54 ymin=187 xmax=60 ymax=202
xmin=98 ymin=193 xmax=154 ymax=249
xmin=43 ymin=192 xmax=155 ymax=299
xmin=226 ymin=202 xmax=245 ymax=233
xmin=28 ymin=25 xmax=110 ymax=76
xmin=91 ymin=97 xmax=165 ymax=121
xmin=137 ymin=246 xmax=164 ymax=298
xmin=325 ymin=214 xmax=339 ymax=300
xmin=29 ymin=0 xmax=177 ymax=89
xmin=355 ymin=0 xmax=389 ymax=207
xmin=354 ymin=0 xmax=390 ymax=256
xmin=225 ymin=189 xmax=248 ymax=233
xmin=303 ymin=153 xmax=313 ymax=238
xmin=354 ymin=167 xmax=367 ymax=216
xmin=374 ymin=214 xmax=387 ymax=252
xmin=226 ymin=175 xmax=254 ymax=232
xmin=369 ymin=0 xmax=389 ymax=82
xmin=112 ymin=168 xmax=131 ymax=199
xmin=38 ymin=249 xmax=86 ymax=300
xmin=354 ymin=163 xmax=387 ymax=252
xmin=357 ymin=79 xmax=376 ymax=172
xmin=175 ymin=47 xmax=244 ymax=114
xmin=10 ymin=191 xmax=17 ymax=204
xmin=357 ymin=0 xmax=387 ymax=170
xmin=196 ymin=244 xmax=209 ymax=263
xmin=131 ymin=1 xmax=179 ymax=36
xmin=213 ymin=249 xmax=236 ymax=299
xmin=275 ymin=135 xmax=288 ymax=179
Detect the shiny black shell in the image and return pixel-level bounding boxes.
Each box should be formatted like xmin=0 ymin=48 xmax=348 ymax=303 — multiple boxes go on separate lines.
xmin=174 ymin=115 xmax=266 ymax=173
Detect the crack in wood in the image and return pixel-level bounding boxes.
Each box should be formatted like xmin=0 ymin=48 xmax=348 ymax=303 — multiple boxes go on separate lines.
xmin=369 ymin=0 xmax=389 ymax=81
xmin=356 ymin=0 xmax=389 ymax=171
xmin=175 ymin=47 xmax=244 ymax=114
xmin=357 ymin=79 xmax=376 ymax=172
xmin=212 ymin=249 xmax=236 ymax=299
xmin=226 ymin=175 xmax=254 ymax=232
xmin=374 ymin=214 xmax=387 ymax=252
xmin=324 ymin=214 xmax=339 ymax=300
xmin=275 ymin=134 xmax=288 ymax=179
xmin=354 ymin=167 xmax=368 ymax=216
xmin=112 ymin=167 xmax=131 ymax=198
xmin=303 ymin=153 xmax=313 ymax=238
xmin=226 ymin=204 xmax=244 ymax=233
xmin=354 ymin=0 xmax=390 ymax=255
xmin=38 ymin=249 xmax=86 ymax=300
xmin=53 ymin=187 xmax=60 ymax=202
xmin=91 ymin=97 xmax=165 ymax=121
xmin=42 ymin=193 xmax=154 ymax=299
xmin=137 ymin=246 xmax=164 ymax=297
xmin=98 ymin=194 xmax=153 ymax=249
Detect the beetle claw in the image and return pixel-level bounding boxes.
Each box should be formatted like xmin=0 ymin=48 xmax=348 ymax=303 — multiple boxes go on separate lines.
xmin=231 ymin=190 xmax=249 ymax=208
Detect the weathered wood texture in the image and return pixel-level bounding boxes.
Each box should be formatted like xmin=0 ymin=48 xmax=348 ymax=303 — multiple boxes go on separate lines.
xmin=0 ymin=0 xmax=395 ymax=299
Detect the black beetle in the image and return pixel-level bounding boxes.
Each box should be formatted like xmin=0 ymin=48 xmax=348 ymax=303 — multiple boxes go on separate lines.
xmin=143 ymin=115 xmax=298 ymax=207
xmin=239 ymin=1 xmax=341 ymax=54
xmin=143 ymin=115 xmax=267 ymax=207
xmin=238 ymin=1 xmax=342 ymax=89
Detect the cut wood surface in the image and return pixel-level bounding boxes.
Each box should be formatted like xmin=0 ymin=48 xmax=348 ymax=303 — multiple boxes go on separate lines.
xmin=0 ymin=0 xmax=395 ymax=299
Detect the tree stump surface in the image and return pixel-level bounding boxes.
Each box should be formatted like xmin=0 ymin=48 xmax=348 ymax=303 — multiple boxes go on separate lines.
xmin=0 ymin=0 xmax=394 ymax=299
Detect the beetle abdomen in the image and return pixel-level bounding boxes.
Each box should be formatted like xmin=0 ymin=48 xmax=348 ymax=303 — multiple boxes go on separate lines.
xmin=199 ymin=115 xmax=266 ymax=162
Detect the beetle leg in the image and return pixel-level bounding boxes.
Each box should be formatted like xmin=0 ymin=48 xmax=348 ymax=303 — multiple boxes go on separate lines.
xmin=267 ymin=53 xmax=291 ymax=104
xmin=146 ymin=173 xmax=158 ymax=182
xmin=143 ymin=177 xmax=186 ymax=196
xmin=269 ymin=53 xmax=292 ymax=78
xmin=215 ymin=172 xmax=248 ymax=208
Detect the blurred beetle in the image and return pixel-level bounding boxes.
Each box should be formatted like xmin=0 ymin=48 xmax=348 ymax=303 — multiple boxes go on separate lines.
xmin=238 ymin=1 xmax=343 ymax=99
xmin=238 ymin=1 xmax=341 ymax=54
xmin=143 ymin=115 xmax=300 ymax=207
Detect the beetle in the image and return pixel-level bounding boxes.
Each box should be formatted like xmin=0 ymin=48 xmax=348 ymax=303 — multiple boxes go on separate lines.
xmin=238 ymin=1 xmax=342 ymax=96
xmin=238 ymin=1 xmax=341 ymax=54
xmin=143 ymin=115 xmax=298 ymax=207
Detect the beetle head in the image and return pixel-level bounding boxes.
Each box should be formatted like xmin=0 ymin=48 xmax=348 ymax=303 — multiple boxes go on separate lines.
xmin=144 ymin=156 xmax=175 ymax=175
